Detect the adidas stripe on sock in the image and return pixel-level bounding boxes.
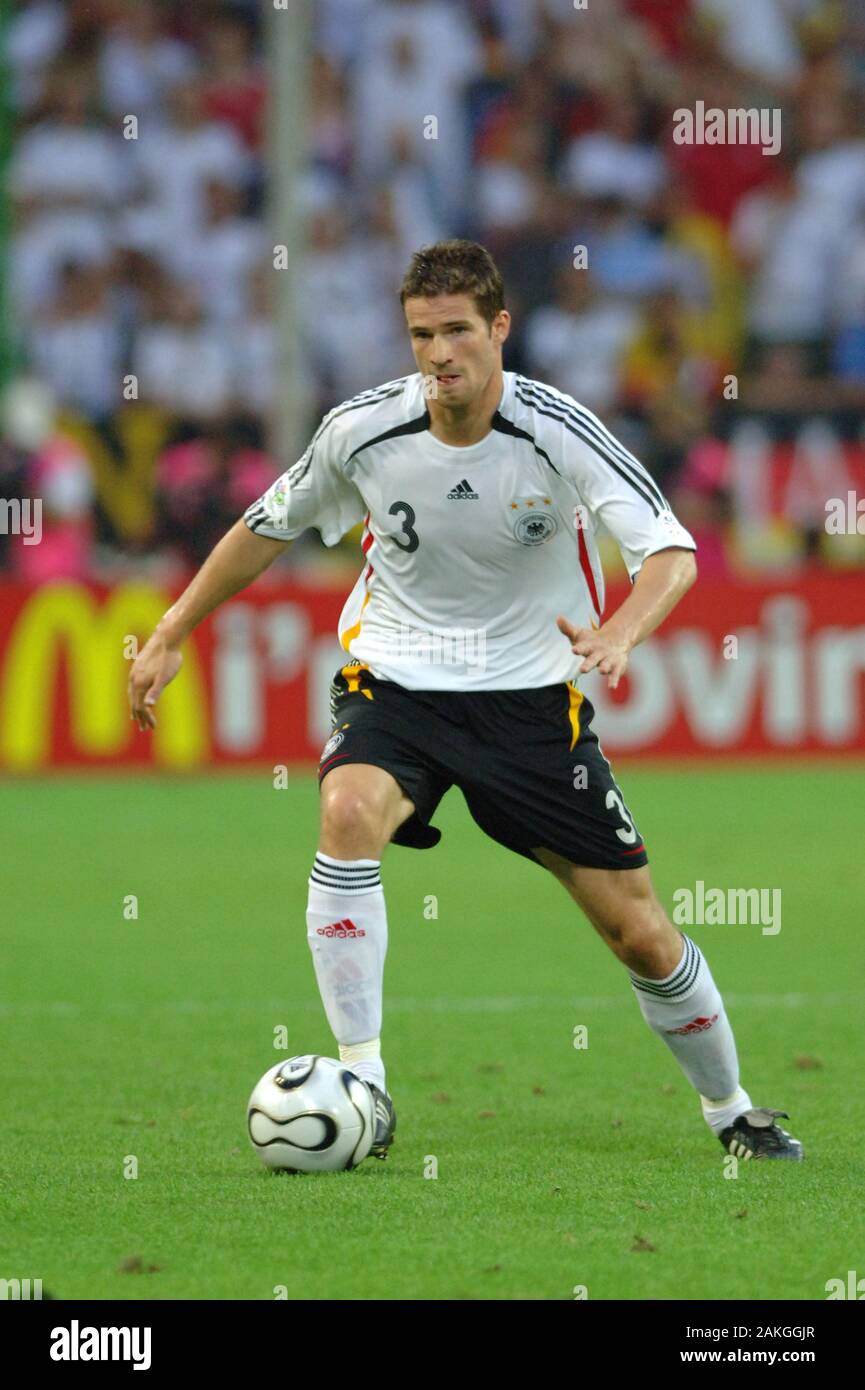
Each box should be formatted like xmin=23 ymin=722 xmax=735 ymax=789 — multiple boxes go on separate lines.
xmin=629 ymin=934 xmax=751 ymax=1124
xmin=309 ymin=852 xmax=382 ymax=896
xmin=307 ymin=854 xmax=388 ymax=1052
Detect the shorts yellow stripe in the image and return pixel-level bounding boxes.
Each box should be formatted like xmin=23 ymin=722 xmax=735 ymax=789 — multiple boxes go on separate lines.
xmin=340 ymin=661 xmax=373 ymax=699
xmin=567 ymin=681 xmax=583 ymax=752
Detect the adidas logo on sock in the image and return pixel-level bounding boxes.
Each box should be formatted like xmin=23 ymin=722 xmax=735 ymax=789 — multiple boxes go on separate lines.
xmin=665 ymin=1013 xmax=719 ymax=1035
xmin=316 ymin=918 xmax=366 ymax=938
xmin=447 ymin=479 xmax=479 ymax=499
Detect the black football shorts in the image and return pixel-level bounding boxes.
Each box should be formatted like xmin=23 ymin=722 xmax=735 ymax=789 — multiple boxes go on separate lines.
xmin=317 ymin=661 xmax=648 ymax=872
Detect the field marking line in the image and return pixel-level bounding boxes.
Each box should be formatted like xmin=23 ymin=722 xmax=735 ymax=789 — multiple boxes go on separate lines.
xmin=1 ymin=991 xmax=864 ymax=1016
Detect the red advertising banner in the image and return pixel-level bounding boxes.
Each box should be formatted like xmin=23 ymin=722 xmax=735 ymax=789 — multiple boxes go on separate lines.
xmin=0 ymin=573 xmax=864 ymax=769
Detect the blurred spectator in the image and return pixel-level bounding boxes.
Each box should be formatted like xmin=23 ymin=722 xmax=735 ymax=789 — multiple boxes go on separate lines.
xmin=1 ymin=378 xmax=94 ymax=582
xmin=464 ymin=14 xmax=520 ymax=169
xmin=831 ymin=321 xmax=865 ymax=384
xmin=831 ymin=219 xmax=865 ymax=384
xmin=583 ymin=196 xmax=682 ymax=300
xmin=524 ymin=266 xmax=638 ymax=412
xmin=671 ymin=438 xmax=735 ymax=578
xmin=314 ymin=0 xmax=378 ymax=69
xmin=298 ymin=206 xmax=408 ymax=406
xmin=625 ymin=0 xmax=692 ymax=59
xmin=367 ymin=144 xmax=447 ymax=274
xmin=6 ymin=1 xmax=68 ymax=111
xmin=133 ymin=283 xmax=234 ymax=421
xmin=0 ymin=389 xmax=33 ymax=573
xmin=693 ymin=0 xmax=811 ymax=86
xmin=98 ymin=0 xmax=196 ymax=120
xmin=730 ymin=149 xmax=848 ymax=348
xmin=490 ymin=184 xmax=574 ymax=325
xmin=651 ymin=176 xmax=743 ymax=368
xmin=132 ymin=78 xmax=249 ymax=244
xmin=562 ymin=92 xmax=666 ymax=208
xmin=154 ymin=419 xmax=276 ymax=568
xmin=27 ymin=262 xmax=122 ymax=421
xmin=666 ymin=65 xmax=778 ymax=224
xmin=309 ymin=54 xmax=354 ymax=181
xmin=795 ymin=89 xmax=865 ymax=224
xmin=620 ymin=288 xmax=719 ymax=423
xmin=352 ymin=0 xmax=482 ymax=223
xmin=474 ymin=121 xmax=553 ymax=241
xmin=233 ymin=267 xmax=278 ymax=419
xmin=10 ymin=63 xmax=127 ymax=214
xmin=11 ymin=203 xmax=113 ymax=322
xmin=739 ymin=343 xmax=847 ymax=412
xmin=466 ymin=1 xmax=540 ymax=63
xmin=201 ymin=6 xmax=266 ymax=151
xmin=165 ymin=178 xmax=266 ymax=326
xmin=544 ymin=0 xmax=671 ymax=101
xmin=470 ymin=47 xmax=588 ymax=174
xmin=9 ymin=62 xmax=123 ymax=331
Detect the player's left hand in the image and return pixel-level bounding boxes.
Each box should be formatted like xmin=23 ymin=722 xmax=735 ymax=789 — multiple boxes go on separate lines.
xmin=556 ymin=615 xmax=631 ymax=690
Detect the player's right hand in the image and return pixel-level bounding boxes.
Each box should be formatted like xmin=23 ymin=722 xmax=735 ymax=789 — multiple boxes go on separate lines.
xmin=128 ymin=636 xmax=183 ymax=731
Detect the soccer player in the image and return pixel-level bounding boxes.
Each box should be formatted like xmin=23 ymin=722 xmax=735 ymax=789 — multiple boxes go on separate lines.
xmin=129 ymin=240 xmax=803 ymax=1162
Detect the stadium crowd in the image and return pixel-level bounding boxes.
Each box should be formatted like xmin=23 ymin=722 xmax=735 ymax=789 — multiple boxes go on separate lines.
xmin=2 ymin=0 xmax=865 ymax=582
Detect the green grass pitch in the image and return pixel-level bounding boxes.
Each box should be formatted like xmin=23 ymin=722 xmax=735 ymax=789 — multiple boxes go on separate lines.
xmin=2 ymin=765 xmax=864 ymax=1301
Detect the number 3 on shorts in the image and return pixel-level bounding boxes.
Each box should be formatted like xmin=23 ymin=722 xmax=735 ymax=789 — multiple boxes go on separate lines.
xmin=605 ymin=788 xmax=638 ymax=844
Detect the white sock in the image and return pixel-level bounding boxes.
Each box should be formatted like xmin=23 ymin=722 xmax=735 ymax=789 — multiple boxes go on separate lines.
xmin=629 ymin=935 xmax=751 ymax=1129
xmin=700 ymin=1086 xmax=753 ymax=1137
xmin=306 ymin=853 xmax=388 ymax=1076
xmin=338 ymin=1038 xmax=386 ymax=1093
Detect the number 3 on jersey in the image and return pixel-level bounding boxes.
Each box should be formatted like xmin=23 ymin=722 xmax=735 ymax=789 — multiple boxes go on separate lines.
xmin=389 ymin=500 xmax=419 ymax=553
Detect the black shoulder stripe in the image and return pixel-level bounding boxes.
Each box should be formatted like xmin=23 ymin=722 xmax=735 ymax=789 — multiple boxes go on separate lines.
xmin=515 ymin=387 xmax=661 ymax=517
xmin=517 ymin=378 xmax=669 ymax=512
xmin=491 ymin=410 xmax=561 ymax=475
xmin=344 ymin=410 xmax=430 ymax=471
xmin=518 ymin=376 xmax=669 ymax=506
xmin=245 ymin=501 xmax=278 ymax=534
xmin=286 ymin=380 xmax=411 ymax=487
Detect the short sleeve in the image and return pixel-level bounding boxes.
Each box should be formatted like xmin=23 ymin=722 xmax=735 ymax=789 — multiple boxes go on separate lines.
xmin=243 ymin=413 xmax=365 ymax=546
xmin=558 ymin=404 xmax=697 ymax=581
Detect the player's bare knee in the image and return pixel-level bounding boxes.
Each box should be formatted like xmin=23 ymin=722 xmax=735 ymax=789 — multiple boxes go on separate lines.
xmin=618 ymin=909 xmax=683 ymax=978
xmin=319 ymin=790 xmax=388 ymax=859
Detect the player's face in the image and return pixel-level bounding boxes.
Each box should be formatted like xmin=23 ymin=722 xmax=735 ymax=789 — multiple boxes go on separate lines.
xmin=404 ymin=293 xmax=509 ymax=406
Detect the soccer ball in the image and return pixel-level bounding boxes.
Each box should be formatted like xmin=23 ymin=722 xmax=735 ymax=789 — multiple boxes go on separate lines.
xmin=247 ymin=1055 xmax=376 ymax=1172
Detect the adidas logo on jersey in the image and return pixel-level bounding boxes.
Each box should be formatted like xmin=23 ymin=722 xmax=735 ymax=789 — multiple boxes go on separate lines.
xmin=447 ymin=479 xmax=479 ymax=499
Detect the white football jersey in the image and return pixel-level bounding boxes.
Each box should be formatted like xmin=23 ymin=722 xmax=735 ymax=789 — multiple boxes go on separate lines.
xmin=243 ymin=371 xmax=696 ymax=690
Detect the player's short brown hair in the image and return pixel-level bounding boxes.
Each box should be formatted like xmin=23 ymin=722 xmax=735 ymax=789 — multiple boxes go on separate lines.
xmin=399 ymin=240 xmax=505 ymax=327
